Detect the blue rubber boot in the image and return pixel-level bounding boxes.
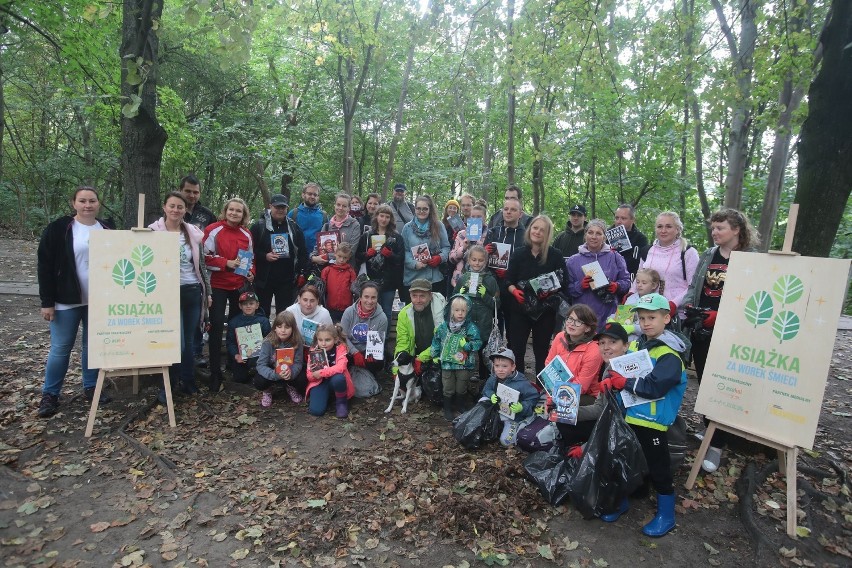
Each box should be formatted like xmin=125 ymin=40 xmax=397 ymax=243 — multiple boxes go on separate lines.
xmin=599 ymin=497 xmax=629 ymax=522
xmin=642 ymin=493 xmax=676 ymax=537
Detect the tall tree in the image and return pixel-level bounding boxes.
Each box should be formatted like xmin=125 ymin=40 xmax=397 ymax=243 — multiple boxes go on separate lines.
xmin=506 ymin=0 xmax=516 ymax=186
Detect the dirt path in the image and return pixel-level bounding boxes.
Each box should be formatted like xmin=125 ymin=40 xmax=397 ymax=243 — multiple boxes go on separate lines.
xmin=1 ymin=237 xmax=850 ymax=567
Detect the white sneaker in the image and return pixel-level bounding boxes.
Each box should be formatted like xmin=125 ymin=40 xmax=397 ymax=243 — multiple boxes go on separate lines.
xmin=702 ymin=446 xmax=722 ymax=473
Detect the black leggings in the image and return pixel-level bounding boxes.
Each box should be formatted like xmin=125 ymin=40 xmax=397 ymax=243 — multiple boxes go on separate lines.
xmin=209 ymin=288 xmax=241 ymax=379
xmin=507 ymin=309 xmax=556 ymax=376
xmin=631 ymin=424 xmax=673 ymax=495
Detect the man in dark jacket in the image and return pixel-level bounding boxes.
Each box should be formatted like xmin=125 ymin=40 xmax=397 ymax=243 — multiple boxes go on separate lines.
xmin=488 ymin=185 xmax=532 ymax=229
xmin=613 ymin=203 xmax=649 ymax=281
xmin=485 ymin=198 xmax=528 ymax=342
xmin=251 ymin=194 xmax=309 ymax=318
xmin=553 ymin=203 xmax=587 ymax=258
xmin=180 ymin=174 xmax=216 ymax=230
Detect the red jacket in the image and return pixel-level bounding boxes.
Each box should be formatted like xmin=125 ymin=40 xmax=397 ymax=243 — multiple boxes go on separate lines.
xmin=321 ymin=262 xmax=357 ymax=311
xmin=306 ymin=343 xmax=354 ymax=399
xmin=544 ymin=333 xmax=603 ymax=397
xmin=203 ymin=221 xmax=254 ymax=291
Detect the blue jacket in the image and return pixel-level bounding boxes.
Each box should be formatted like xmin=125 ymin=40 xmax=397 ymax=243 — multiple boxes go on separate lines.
xmin=481 ymin=370 xmax=540 ymax=420
xmin=288 ymin=203 xmax=327 ymax=249
xmin=623 ymin=330 xmax=688 ymax=431
xmin=401 ymin=220 xmax=450 ymax=286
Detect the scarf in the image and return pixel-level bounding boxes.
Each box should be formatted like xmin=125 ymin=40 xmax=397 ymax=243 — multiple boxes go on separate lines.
xmin=449 ymin=319 xmax=465 ymax=333
xmin=560 ymin=330 xmax=596 ymax=351
xmin=412 ymin=218 xmax=431 ymax=240
xmin=356 ymin=299 xmax=374 ymax=320
xmin=329 ymin=215 xmax=350 ymax=230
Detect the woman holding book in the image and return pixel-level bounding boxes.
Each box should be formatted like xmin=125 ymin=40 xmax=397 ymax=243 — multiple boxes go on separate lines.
xmin=340 ymin=282 xmax=388 ymax=380
xmin=565 ymin=219 xmax=630 ymax=332
xmin=203 ymin=197 xmax=255 ymax=393
xmin=355 ymin=204 xmax=405 ymax=317
xmin=311 ymin=192 xmax=362 ymax=269
xmin=149 ymin=192 xmax=211 ymax=398
xmin=401 ymin=195 xmax=450 ymax=296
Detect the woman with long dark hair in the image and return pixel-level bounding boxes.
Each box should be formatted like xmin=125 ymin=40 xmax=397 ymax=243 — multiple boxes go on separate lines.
xmin=401 ymin=195 xmax=450 ymax=295
xmin=355 ymin=203 xmax=405 ymax=318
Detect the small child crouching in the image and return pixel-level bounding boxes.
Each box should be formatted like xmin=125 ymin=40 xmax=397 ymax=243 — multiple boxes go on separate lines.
xmin=305 ymin=324 xmax=354 ymax=418
xmin=430 ymin=295 xmax=483 ymax=420
xmin=226 ymin=292 xmax=272 ymax=384
xmin=254 ymin=311 xmax=306 ymax=407
xmin=479 ymin=348 xmax=540 ymax=446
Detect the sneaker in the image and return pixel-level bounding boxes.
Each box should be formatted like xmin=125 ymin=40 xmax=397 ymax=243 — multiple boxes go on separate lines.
xmin=261 ymin=390 xmax=273 ymax=408
xmin=38 ymin=393 xmax=60 ymax=418
xmin=209 ymin=376 xmax=223 ymax=394
xmin=84 ymin=387 xmax=112 ymax=404
xmin=285 ymin=384 xmax=304 ymax=403
xmin=702 ymin=446 xmax=723 ymax=473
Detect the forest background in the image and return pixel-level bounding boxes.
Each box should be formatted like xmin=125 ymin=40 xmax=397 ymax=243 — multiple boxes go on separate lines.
xmin=1 ymin=0 xmax=850 ymax=259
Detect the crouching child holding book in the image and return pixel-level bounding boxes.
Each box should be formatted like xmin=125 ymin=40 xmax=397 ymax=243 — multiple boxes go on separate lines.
xmin=479 ymin=349 xmax=539 ymax=446
xmin=255 ymin=311 xmax=306 ymax=407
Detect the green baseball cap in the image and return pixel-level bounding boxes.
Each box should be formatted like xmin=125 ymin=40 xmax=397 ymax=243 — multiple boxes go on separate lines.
xmin=631 ymin=293 xmax=671 ymax=312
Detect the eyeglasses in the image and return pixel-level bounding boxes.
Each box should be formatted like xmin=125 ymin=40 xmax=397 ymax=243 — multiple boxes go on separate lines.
xmin=564 ymin=317 xmax=585 ymax=327
xmin=415 ymin=207 xmax=430 ymax=212
xmin=305 ymin=193 xmax=318 ymax=197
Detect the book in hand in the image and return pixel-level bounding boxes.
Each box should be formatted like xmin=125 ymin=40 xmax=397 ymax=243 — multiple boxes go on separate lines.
xmin=234 ymin=249 xmax=253 ymax=277
xmin=581 ymin=260 xmax=609 ymax=289
xmin=605 ymin=225 xmax=632 ymax=252
xmin=308 ymin=347 xmax=328 ymax=373
xmin=301 ymin=318 xmax=319 ymax=345
xmin=448 ymin=215 xmax=466 ymax=234
xmin=235 ymin=324 xmax=264 ymax=359
xmin=551 ymin=381 xmax=581 ymax=425
xmin=316 ymin=231 xmax=340 ymax=256
xmin=366 ymin=330 xmax=385 ymax=361
xmin=496 ymin=382 xmax=520 ymax=419
xmin=370 ymin=234 xmax=386 ymax=249
xmin=271 ymin=233 xmax=290 ymax=257
xmin=440 ymin=333 xmax=468 ymax=365
xmin=466 ymin=217 xmax=483 ymax=241
xmin=487 ymin=242 xmax=511 ymax=270
xmin=612 ymin=304 xmax=635 ymax=326
xmin=609 ymin=349 xmax=653 ymax=378
xmin=275 ymin=347 xmax=295 ymax=375
xmin=537 ymin=355 xmax=574 ymax=396
xmin=467 ymin=271 xmax=480 ymax=293
xmin=529 ymin=271 xmax=561 ymax=294
xmin=411 ymin=243 xmax=431 ymax=263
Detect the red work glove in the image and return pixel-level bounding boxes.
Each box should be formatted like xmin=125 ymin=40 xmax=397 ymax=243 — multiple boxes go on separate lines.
xmin=414 ymin=359 xmax=423 ymax=375
xmin=352 ymin=352 xmax=366 ymax=367
xmin=494 ymin=269 xmax=507 ymax=279
xmin=366 ymin=354 xmax=375 ymax=363
xmin=366 ymin=248 xmax=377 ymax=258
xmin=485 ymin=243 xmax=496 ymax=255
xmin=427 ymin=255 xmax=442 ymax=267
xmin=581 ymin=275 xmax=593 ymax=290
xmin=511 ymin=288 xmax=525 ymax=305
xmin=607 ymin=281 xmax=618 ymax=294
xmin=296 ymin=275 xmax=307 ymax=289
xmin=669 ymin=300 xmax=677 ymax=314
xmin=566 ymin=445 xmax=584 ymax=459
xmin=600 ymin=371 xmax=628 ymax=392
xmin=702 ymin=310 xmax=717 ymax=329
xmin=380 ymin=246 xmax=393 ymax=258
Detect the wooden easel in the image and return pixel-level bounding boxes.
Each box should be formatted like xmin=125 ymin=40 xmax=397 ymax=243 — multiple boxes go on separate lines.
xmin=84 ymin=194 xmax=177 ymax=437
xmin=685 ymin=204 xmax=802 ymax=538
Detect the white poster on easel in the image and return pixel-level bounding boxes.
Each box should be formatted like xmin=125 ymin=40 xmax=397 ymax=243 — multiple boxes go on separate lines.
xmin=87 ymin=230 xmax=181 ymax=369
xmin=694 ymin=251 xmax=850 ymax=450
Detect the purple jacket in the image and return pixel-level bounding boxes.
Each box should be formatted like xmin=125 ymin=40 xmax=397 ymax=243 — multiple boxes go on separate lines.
xmin=565 ymin=245 xmax=631 ymax=331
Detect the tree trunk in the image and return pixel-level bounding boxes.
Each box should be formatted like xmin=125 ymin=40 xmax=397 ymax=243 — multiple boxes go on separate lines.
xmin=381 ymin=39 xmax=415 ymax=200
xmin=506 ymin=0 xmax=516 ymax=186
xmin=692 ymin=99 xmax=713 ymax=246
xmin=0 ymin=62 xmax=4 ymax=185
xmin=793 ymin=0 xmax=852 ymax=257
xmin=481 ymin=92 xmax=493 ymax=202
xmin=254 ymin=157 xmax=271 ymax=208
xmin=121 ymin=0 xmax=167 ymax=229
xmin=531 ymin=133 xmax=542 ymax=216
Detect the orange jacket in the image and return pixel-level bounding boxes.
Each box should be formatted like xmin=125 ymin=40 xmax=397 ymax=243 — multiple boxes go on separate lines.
xmin=544 ymin=333 xmax=603 ymax=397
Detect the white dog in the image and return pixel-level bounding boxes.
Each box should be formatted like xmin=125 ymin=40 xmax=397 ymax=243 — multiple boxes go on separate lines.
xmin=384 ymin=359 xmax=422 ymax=414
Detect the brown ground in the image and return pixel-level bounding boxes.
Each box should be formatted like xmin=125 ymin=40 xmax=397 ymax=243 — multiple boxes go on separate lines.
xmin=1 ymin=237 xmax=850 ymax=567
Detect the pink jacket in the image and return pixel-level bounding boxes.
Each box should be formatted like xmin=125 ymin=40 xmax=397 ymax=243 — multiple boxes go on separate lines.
xmin=306 ymin=343 xmax=354 ymax=400
xmin=633 ymin=239 xmax=700 ymax=310
xmin=544 ymin=334 xmax=603 ymax=397
xmin=449 ymin=228 xmax=488 ymax=287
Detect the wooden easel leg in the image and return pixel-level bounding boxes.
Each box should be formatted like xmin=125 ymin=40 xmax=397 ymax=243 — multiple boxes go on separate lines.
xmin=685 ymin=422 xmax=717 ymax=489
xmin=162 ymin=367 xmax=176 ymax=428
xmin=133 ymin=369 xmax=139 ymax=395
xmin=785 ymin=447 xmax=798 ymax=538
xmin=84 ymin=369 xmax=106 ymax=438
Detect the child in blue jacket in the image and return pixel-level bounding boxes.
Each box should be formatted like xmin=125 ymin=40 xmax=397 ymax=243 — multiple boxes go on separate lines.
xmin=480 ymin=348 xmax=540 ymax=446
xmin=226 ymin=292 xmax=272 ymax=384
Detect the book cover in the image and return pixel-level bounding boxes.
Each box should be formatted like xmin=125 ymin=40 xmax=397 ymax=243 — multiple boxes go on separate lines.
xmin=308 ymin=347 xmax=328 ymax=373
xmin=235 ymin=324 xmax=263 ymax=359
xmin=487 ymin=242 xmax=511 ymax=270
xmin=448 ymin=215 xmax=466 ymax=233
xmin=234 ymin=249 xmax=253 ymax=277
xmin=270 ymin=233 xmax=290 ymax=257
xmin=366 ymin=330 xmax=385 ymax=360
xmin=620 ymin=389 xmax=663 ymax=408
xmin=301 ymin=318 xmax=319 ymax=345
xmin=529 ymin=271 xmax=561 ymax=294
xmin=612 ymin=304 xmax=635 ymax=326
xmin=605 ymin=225 xmax=632 ymax=253
xmin=370 ymin=234 xmax=386 ymax=249
xmin=316 ymin=231 xmax=340 ymax=256
xmin=411 ymin=243 xmax=431 ymax=263
xmin=466 ymin=217 xmax=483 ymax=241
xmin=536 ymin=355 xmax=574 ymax=396
xmin=581 ymin=260 xmax=609 ymax=289
xmin=467 ymin=271 xmax=480 ymax=292
xmin=552 ymin=381 xmax=581 ymax=425
xmin=496 ymin=383 xmax=520 ymax=419
xmin=440 ymin=333 xmax=468 ymax=365
xmin=609 ymin=349 xmax=653 ymax=378
xmin=275 ymin=347 xmax=295 ymax=375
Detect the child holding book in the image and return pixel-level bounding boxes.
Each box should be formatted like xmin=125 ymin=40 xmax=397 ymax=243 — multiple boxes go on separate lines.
xmin=480 ymin=349 xmax=540 ymax=446
xmin=430 ymin=295 xmax=483 ymax=420
xmin=255 ymin=311 xmax=306 ymax=407
xmin=453 ymin=244 xmax=500 ymax=384
xmin=612 ymin=268 xmax=661 ymax=341
xmin=226 ymin=292 xmax=272 ymax=385
xmin=449 ymin=204 xmax=489 ymax=288
xmin=321 ymin=241 xmax=357 ymax=322
xmin=306 ymin=323 xmax=354 ymax=418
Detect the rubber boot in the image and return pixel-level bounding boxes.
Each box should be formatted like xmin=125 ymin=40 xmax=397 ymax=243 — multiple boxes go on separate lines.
xmin=454 ymin=393 xmax=467 ymax=414
xmin=642 ymin=493 xmax=676 ymax=537
xmin=442 ymin=396 xmax=454 ymax=421
xmin=335 ymin=393 xmax=349 ymax=418
xmin=599 ymin=496 xmax=629 ymax=523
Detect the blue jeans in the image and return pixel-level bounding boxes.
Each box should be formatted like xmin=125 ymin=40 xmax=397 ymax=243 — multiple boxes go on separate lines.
xmin=379 ymin=289 xmax=396 ymax=323
xmin=307 ymin=373 xmax=347 ymax=416
xmin=43 ymin=306 xmax=98 ymax=395
xmin=173 ymin=284 xmax=203 ymax=386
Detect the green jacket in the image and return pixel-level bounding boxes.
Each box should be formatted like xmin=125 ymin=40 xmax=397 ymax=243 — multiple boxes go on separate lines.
xmin=453 ymin=269 xmax=500 ymax=342
xmin=393 ymin=293 xmax=447 ymax=362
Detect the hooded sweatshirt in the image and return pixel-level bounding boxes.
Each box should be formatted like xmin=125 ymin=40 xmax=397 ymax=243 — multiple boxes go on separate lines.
xmin=453 ymin=268 xmax=499 ymax=342
xmin=552 ymin=221 xmax=587 ymax=258
xmin=341 ymin=300 xmax=389 ymax=355
xmin=633 ymin=238 xmax=700 ymax=310
xmin=320 ymin=215 xmax=363 ymax=255
xmin=430 ymin=294 xmax=483 ymax=370
xmin=321 ymin=262 xmax=357 ymax=312
xmin=565 ymin=245 xmax=631 ymax=331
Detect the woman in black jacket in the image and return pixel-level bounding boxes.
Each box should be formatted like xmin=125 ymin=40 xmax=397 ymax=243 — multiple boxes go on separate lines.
xmin=355 ymin=204 xmax=405 ymax=319
xmin=37 ymin=187 xmax=113 ymax=418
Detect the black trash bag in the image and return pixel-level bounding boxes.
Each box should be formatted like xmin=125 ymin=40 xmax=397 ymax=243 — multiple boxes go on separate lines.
xmin=523 ymin=448 xmax=579 ymax=506
xmin=453 ymin=401 xmax=501 ymax=450
xmin=567 ymin=390 xmax=649 ymax=519
xmin=420 ymin=362 xmax=443 ymax=406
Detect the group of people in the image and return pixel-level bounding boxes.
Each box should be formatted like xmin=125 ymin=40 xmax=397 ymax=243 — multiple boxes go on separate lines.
xmin=37 ymin=177 xmax=761 ymax=535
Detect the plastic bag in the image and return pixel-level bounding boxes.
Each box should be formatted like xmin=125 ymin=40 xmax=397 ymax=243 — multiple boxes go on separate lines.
xmin=567 ymin=390 xmax=648 ymax=518
xmin=516 ymin=416 xmax=559 ymax=452
xmin=523 ymin=448 xmax=578 ymax=506
xmin=351 ymin=365 xmax=382 ymax=398
xmin=420 ymin=362 xmax=443 ymax=406
xmin=453 ymin=401 xmax=501 ymax=450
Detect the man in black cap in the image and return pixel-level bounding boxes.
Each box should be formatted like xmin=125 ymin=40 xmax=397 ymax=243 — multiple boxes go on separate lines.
xmin=553 ymin=204 xmax=588 ymax=257
xmin=390 ymin=183 xmax=416 ymax=227
xmin=250 ymin=194 xmax=309 ymax=318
